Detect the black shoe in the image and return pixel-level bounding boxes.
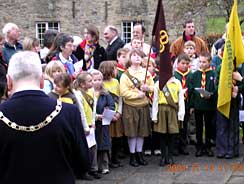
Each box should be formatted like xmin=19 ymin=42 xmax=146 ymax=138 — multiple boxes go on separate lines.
xmin=111 ymin=156 xmax=124 ymax=167
xmin=195 ymin=150 xmax=203 ymax=157
xmin=129 ymin=153 xmax=139 ymax=167
xmin=118 ymin=151 xmax=127 ymax=159
xmin=80 ymin=173 xmax=93 ymax=181
xmin=172 ymin=149 xmax=179 ymax=156
xmin=159 ymin=158 xmax=166 ymax=167
xmin=216 ymin=154 xmax=225 ymax=159
xmin=111 ymin=160 xmax=123 ymax=167
xmin=225 ymin=154 xmax=233 ymax=159
xmin=206 ymin=148 xmax=214 ymax=157
xmin=136 ymin=152 xmax=148 ymax=166
xmin=179 ymin=148 xmax=189 ymax=155
xmin=109 ymin=162 xmax=119 ymax=168
xmin=88 ymin=171 xmax=102 ymax=179
xmin=165 ymin=157 xmax=174 ymax=165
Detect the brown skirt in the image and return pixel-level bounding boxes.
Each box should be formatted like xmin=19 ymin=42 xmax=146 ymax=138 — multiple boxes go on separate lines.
xmin=122 ymin=103 xmax=151 ymax=137
xmin=110 ymin=118 xmax=124 ymax=137
xmin=153 ymin=104 xmax=179 ymax=134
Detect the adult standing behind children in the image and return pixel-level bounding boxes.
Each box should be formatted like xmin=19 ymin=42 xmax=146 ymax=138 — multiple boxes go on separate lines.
xmin=170 ymin=19 xmax=209 ymax=61
xmin=74 ymin=25 xmax=107 ymax=71
xmin=124 ymin=23 xmax=152 ymax=56
xmin=104 ymin=25 xmax=125 ymax=60
xmin=0 ymin=51 xmax=90 ymax=184
xmin=2 ymin=22 xmax=23 ymax=65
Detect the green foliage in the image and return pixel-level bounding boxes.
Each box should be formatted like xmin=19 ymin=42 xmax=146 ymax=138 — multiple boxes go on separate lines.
xmin=206 ymin=17 xmax=227 ymax=34
xmin=206 ymin=16 xmax=244 ymax=35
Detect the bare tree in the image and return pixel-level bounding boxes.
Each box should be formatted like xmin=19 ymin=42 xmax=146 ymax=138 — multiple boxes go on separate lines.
xmin=208 ymin=0 xmax=244 ymax=25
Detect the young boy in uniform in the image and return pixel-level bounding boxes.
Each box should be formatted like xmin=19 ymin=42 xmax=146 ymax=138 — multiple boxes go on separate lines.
xmin=174 ymin=53 xmax=192 ymax=155
xmin=189 ymin=52 xmax=216 ymax=157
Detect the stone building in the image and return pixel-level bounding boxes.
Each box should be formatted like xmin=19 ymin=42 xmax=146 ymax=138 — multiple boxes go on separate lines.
xmin=0 ymin=0 xmax=207 ymax=46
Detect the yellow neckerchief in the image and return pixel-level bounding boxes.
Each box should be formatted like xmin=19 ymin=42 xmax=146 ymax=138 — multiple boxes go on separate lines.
xmin=175 ymin=68 xmax=190 ymax=77
xmin=58 ymin=89 xmax=74 ymax=104
xmin=176 ymin=68 xmax=190 ymax=99
xmin=198 ymin=67 xmax=211 ymax=90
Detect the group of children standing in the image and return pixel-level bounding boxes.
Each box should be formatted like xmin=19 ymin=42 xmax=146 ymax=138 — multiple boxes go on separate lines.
xmin=41 ymin=37 xmax=243 ymax=179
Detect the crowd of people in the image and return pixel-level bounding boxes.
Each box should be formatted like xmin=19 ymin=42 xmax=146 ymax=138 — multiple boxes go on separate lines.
xmin=0 ymin=19 xmax=244 ymax=183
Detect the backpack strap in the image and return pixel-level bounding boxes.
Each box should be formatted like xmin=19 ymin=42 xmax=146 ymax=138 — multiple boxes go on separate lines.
xmin=162 ymin=84 xmax=178 ymax=111
xmin=80 ymin=90 xmax=94 ymax=110
xmin=124 ymin=70 xmax=141 ymax=89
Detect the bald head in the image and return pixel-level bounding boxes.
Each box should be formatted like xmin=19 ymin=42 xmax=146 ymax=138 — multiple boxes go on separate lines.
xmin=104 ymin=25 xmax=118 ymax=43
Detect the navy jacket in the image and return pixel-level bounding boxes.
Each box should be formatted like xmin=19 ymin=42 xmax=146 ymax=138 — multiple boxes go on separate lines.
xmin=105 ymin=37 xmax=125 ymax=61
xmin=2 ymin=41 xmax=23 ymax=64
xmin=0 ymin=90 xmax=90 ymax=184
xmin=95 ymin=92 xmax=115 ymax=150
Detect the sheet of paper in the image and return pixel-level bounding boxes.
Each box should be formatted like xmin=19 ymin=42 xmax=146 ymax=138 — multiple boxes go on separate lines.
xmin=74 ymin=60 xmax=84 ymax=72
xmin=102 ymin=109 xmax=116 ymax=125
xmin=195 ymin=88 xmax=213 ymax=97
xmin=239 ymin=110 xmax=244 ymax=122
xmin=86 ymin=128 xmax=96 ymax=148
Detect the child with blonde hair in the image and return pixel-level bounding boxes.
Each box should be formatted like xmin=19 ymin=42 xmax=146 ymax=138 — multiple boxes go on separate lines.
xmin=173 ymin=40 xmax=199 ymax=73
xmin=73 ymin=71 xmax=101 ymax=180
xmin=91 ymin=69 xmax=115 ymax=174
xmin=43 ymin=60 xmax=66 ymax=94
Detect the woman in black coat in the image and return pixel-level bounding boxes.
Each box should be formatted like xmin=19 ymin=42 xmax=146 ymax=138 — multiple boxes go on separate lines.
xmin=74 ymin=25 xmax=107 ymax=71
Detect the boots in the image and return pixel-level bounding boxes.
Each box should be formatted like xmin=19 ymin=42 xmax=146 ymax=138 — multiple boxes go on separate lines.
xmin=166 ymin=134 xmax=175 ymax=165
xmin=159 ymin=134 xmax=166 ymax=166
xmin=129 ymin=153 xmax=139 ymax=167
xmin=136 ymin=152 xmax=148 ymax=166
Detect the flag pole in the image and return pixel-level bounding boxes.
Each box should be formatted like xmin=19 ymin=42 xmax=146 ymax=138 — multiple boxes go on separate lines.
xmin=144 ymin=35 xmax=154 ymax=83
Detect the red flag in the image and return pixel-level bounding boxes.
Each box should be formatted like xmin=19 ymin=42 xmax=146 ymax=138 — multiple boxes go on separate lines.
xmin=152 ymin=0 xmax=172 ymax=90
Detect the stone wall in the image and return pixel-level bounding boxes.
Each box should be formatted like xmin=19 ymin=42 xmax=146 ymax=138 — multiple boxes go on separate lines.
xmin=0 ymin=0 xmax=207 ymax=46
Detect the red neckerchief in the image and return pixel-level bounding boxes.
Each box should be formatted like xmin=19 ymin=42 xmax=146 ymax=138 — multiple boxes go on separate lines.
xmin=176 ymin=68 xmax=190 ymax=99
xmin=117 ymin=63 xmax=125 ymax=72
xmin=199 ymin=67 xmax=211 ymax=90
xmin=79 ymin=39 xmax=87 ymax=49
xmin=185 ymin=34 xmax=193 ymax=41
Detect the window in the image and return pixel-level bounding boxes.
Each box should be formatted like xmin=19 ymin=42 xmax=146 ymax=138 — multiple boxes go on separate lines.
xmin=121 ymin=21 xmax=144 ymax=43
xmin=36 ymin=22 xmax=60 ymax=46
xmin=121 ymin=21 xmax=133 ymax=44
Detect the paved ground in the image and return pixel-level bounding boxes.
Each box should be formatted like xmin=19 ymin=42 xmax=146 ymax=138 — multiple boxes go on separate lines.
xmin=76 ymin=144 xmax=244 ymax=184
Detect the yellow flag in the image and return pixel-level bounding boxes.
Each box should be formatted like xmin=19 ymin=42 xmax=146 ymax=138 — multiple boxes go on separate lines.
xmin=217 ymin=0 xmax=244 ymax=118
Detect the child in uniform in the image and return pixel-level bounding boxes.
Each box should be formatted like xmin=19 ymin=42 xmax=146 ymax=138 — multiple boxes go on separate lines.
xmin=152 ymin=76 xmax=185 ymax=166
xmin=189 ymin=52 xmax=216 ymax=157
xmin=73 ymin=71 xmax=101 ymax=180
xmin=120 ymin=49 xmax=154 ymax=167
xmin=174 ymin=53 xmax=192 ymax=155
xmin=91 ymin=69 xmax=115 ymax=174
xmin=99 ymin=60 xmax=124 ymax=167
xmin=48 ymin=73 xmax=76 ymax=104
xmin=116 ymin=48 xmax=129 ymax=81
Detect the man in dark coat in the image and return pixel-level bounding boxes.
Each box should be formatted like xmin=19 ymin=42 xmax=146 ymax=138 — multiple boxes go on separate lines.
xmin=0 ymin=51 xmax=90 ymax=184
xmin=2 ymin=22 xmax=23 ymax=65
xmin=104 ymin=25 xmax=125 ymax=61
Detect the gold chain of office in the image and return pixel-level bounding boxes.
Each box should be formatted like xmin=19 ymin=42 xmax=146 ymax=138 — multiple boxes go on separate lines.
xmin=0 ymin=100 xmax=62 ymax=132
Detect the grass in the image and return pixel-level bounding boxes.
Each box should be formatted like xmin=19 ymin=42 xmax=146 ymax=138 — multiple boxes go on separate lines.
xmin=206 ymin=17 xmax=244 ymax=34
